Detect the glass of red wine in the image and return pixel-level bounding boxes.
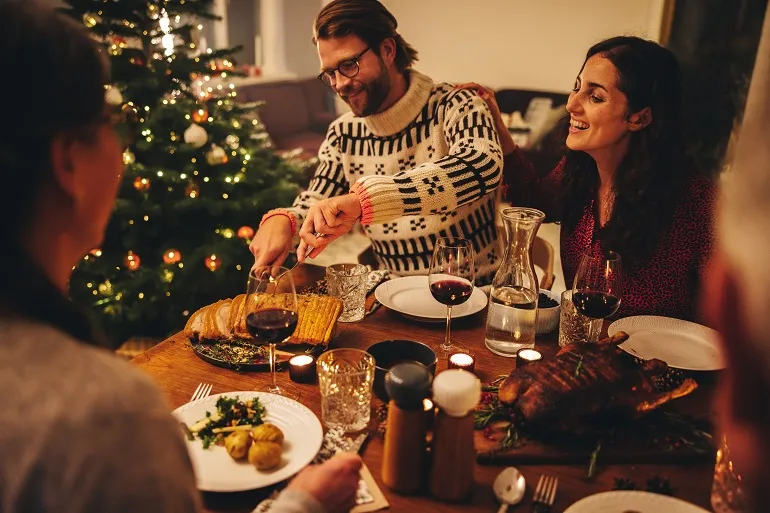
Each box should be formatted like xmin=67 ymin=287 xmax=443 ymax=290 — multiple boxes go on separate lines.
xmin=572 ymin=250 xmax=623 ymax=342
xmin=429 ymin=237 xmax=475 ymax=356
xmin=244 ymin=265 xmax=300 ymax=399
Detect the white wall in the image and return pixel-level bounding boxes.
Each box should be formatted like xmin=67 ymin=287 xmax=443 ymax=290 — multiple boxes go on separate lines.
xmin=284 ymin=0 xmax=324 ymax=77
xmin=381 ymin=0 xmax=666 ymax=93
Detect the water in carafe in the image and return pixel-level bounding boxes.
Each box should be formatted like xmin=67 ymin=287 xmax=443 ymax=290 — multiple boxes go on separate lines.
xmin=485 ymin=207 xmax=545 ymax=356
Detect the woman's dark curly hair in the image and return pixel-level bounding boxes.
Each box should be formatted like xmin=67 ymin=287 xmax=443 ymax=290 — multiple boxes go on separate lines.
xmin=560 ymin=36 xmax=692 ymax=270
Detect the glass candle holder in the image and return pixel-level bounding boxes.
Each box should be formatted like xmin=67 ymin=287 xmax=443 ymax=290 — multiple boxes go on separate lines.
xmin=516 ymin=348 xmax=542 ymax=368
xmin=288 ymin=354 xmax=316 ymax=384
xmin=448 ymin=352 xmax=475 ymax=373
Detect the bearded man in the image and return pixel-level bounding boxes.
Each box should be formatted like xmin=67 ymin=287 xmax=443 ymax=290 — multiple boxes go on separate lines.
xmin=250 ymin=0 xmax=503 ymax=283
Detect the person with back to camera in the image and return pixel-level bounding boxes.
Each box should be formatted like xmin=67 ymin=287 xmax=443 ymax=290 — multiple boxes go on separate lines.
xmin=0 ymin=2 xmax=360 ymax=512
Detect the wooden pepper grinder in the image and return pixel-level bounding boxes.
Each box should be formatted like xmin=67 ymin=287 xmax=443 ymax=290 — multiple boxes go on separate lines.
xmin=381 ymin=362 xmax=432 ymax=494
xmin=429 ymin=369 xmax=482 ymax=502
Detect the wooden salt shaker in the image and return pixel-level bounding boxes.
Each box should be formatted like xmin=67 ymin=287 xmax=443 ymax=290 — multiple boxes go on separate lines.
xmin=381 ymin=362 xmax=432 ymax=494
xmin=429 ymin=369 xmax=481 ymax=502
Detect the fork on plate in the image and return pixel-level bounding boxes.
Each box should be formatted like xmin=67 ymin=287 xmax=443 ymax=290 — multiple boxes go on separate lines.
xmin=189 ymin=383 xmax=212 ymax=402
xmin=532 ymin=474 xmax=558 ymax=512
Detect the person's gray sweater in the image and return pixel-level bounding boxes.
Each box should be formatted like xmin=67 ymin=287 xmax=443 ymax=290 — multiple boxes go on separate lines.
xmin=0 ymin=317 xmax=323 ymax=513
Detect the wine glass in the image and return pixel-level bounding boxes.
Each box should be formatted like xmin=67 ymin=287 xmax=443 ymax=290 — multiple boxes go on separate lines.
xmin=429 ymin=237 xmax=475 ymax=356
xmin=244 ymin=265 xmax=300 ymax=399
xmin=571 ymin=250 xmax=623 ymax=342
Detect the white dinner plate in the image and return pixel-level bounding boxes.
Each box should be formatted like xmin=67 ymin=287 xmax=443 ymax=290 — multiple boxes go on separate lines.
xmin=374 ymin=275 xmax=488 ymax=322
xmin=565 ymin=490 xmax=710 ymax=513
xmin=173 ymin=391 xmax=323 ymax=492
xmin=608 ymin=315 xmax=725 ymax=371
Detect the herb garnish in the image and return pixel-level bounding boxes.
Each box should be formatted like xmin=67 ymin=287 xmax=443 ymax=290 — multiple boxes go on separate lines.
xmin=186 ymin=395 xmax=267 ymax=449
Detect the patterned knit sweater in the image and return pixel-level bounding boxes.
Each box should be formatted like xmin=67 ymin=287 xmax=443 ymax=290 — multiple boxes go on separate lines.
xmin=288 ymin=71 xmax=504 ymax=284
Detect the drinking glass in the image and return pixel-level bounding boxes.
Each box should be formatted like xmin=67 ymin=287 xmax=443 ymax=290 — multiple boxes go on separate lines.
xmin=244 ymin=265 xmax=300 ymax=399
xmin=711 ymin=434 xmax=747 ymax=512
xmin=572 ymin=250 xmax=623 ymax=342
xmin=558 ymin=290 xmax=603 ymax=347
xmin=316 ymin=348 xmax=375 ymax=432
xmin=429 ymin=237 xmax=475 ymax=356
xmin=326 ymin=263 xmax=369 ymax=322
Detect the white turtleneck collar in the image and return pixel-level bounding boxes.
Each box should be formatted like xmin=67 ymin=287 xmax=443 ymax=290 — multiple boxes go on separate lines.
xmin=363 ymin=70 xmax=434 ymax=137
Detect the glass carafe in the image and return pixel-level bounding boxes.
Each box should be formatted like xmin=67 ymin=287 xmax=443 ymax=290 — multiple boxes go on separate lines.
xmin=711 ymin=434 xmax=747 ymax=513
xmin=485 ymin=207 xmax=545 ymax=356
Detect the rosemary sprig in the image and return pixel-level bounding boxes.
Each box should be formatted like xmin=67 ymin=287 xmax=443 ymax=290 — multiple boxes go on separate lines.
xmin=474 ymin=405 xmax=503 ymax=429
xmin=482 ymin=374 xmax=509 ymax=392
xmin=574 ymin=355 xmax=584 ymax=377
xmin=587 ymin=438 xmax=602 ymax=478
xmin=644 ymin=412 xmax=714 ymax=454
xmin=500 ymin=423 xmax=520 ymax=451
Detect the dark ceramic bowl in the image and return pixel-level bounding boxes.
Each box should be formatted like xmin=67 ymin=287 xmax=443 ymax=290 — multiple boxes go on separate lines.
xmin=366 ymin=339 xmax=438 ymax=402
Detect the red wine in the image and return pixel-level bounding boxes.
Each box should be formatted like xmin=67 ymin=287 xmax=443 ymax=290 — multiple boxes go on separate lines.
xmin=245 ymin=308 xmax=298 ymax=344
xmin=430 ymin=279 xmax=473 ymax=306
xmin=573 ymin=291 xmax=621 ymax=319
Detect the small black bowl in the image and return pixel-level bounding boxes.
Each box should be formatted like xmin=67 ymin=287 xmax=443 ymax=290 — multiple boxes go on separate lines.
xmin=366 ymin=339 xmax=438 ymax=402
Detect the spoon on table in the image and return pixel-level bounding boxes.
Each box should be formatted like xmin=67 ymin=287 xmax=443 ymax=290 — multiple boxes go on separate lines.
xmin=493 ymin=466 xmax=526 ymax=512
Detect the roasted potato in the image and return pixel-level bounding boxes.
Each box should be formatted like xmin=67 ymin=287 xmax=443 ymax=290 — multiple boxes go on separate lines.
xmin=248 ymin=441 xmax=282 ymax=470
xmin=251 ymin=423 xmax=284 ymax=445
xmin=224 ymin=431 xmax=251 ymax=460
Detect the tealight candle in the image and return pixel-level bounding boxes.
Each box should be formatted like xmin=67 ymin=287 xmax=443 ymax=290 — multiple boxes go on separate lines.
xmin=448 ymin=352 xmax=476 ymax=373
xmin=516 ymin=348 xmax=542 ymax=368
xmin=288 ymin=354 xmax=316 ymax=384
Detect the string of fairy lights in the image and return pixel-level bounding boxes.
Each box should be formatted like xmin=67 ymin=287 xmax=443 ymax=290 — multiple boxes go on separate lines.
xmin=77 ymin=1 xmax=271 ymax=310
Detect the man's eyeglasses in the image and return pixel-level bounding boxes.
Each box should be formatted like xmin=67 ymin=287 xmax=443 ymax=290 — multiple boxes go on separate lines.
xmin=317 ymin=47 xmax=371 ymax=87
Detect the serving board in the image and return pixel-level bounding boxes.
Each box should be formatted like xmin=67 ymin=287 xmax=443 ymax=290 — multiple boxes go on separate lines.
xmin=474 ymin=396 xmax=716 ymax=468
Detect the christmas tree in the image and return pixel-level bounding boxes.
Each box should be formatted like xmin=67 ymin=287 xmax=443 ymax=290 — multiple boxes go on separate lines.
xmin=60 ymin=0 xmax=304 ymax=342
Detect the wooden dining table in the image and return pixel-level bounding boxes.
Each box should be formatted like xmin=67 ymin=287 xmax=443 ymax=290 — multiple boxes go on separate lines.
xmin=131 ymin=264 xmax=719 ymax=513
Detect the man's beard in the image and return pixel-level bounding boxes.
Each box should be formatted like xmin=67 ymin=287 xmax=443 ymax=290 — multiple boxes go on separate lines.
xmin=340 ymin=66 xmax=391 ymax=117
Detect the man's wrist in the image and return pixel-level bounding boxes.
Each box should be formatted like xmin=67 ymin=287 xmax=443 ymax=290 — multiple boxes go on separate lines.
xmin=349 ymin=185 xmax=372 ymax=225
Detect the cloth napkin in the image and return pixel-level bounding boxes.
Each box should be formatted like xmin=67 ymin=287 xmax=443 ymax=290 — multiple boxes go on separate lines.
xmin=252 ymin=427 xmax=388 ymax=513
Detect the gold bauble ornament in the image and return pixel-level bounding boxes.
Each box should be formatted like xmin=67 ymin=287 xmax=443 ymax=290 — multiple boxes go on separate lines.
xmin=238 ymin=226 xmax=255 ymax=239
xmin=192 ymin=108 xmax=209 ymax=123
xmin=162 ymin=249 xmax=182 ymax=264
xmin=205 ymin=144 xmax=228 ymax=165
xmin=133 ymin=176 xmax=151 ymax=192
xmin=225 ymin=134 xmax=240 ymax=149
xmin=108 ymin=40 xmax=123 ymax=56
xmin=83 ymin=13 xmax=100 ymax=28
xmin=98 ymin=280 xmax=113 ymax=295
xmin=124 ymin=251 xmax=141 ymax=271
xmin=162 ymin=269 xmax=175 ymax=283
xmin=185 ymin=181 xmax=200 ymax=198
xmin=123 ymin=150 xmax=135 ymax=165
xmin=204 ymin=254 xmax=221 ymax=271
xmin=221 ymin=228 xmax=235 ymax=239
